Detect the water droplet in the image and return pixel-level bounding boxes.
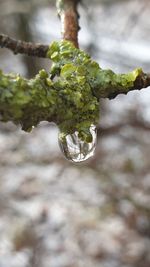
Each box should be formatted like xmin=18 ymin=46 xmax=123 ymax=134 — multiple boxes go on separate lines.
xmin=58 ymin=125 xmax=97 ymax=162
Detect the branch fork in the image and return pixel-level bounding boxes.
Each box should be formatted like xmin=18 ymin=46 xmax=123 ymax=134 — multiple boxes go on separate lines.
xmin=0 ymin=0 xmax=150 ymax=101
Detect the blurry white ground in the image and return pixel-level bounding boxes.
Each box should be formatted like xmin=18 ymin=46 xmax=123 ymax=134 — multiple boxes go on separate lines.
xmin=0 ymin=122 xmax=150 ymax=267
xmin=0 ymin=0 xmax=150 ymax=267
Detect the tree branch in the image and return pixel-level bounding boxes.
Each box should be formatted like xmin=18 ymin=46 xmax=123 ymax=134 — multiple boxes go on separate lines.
xmin=0 ymin=0 xmax=80 ymax=56
xmin=56 ymin=0 xmax=80 ymax=48
xmin=89 ymin=68 xmax=150 ymax=100
xmin=107 ymin=71 xmax=150 ymax=99
xmin=0 ymin=1 xmax=150 ymax=135
xmin=0 ymin=34 xmax=48 ymax=57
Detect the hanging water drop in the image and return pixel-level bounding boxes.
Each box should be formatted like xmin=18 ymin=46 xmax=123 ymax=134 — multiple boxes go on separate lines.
xmin=58 ymin=125 xmax=97 ymax=162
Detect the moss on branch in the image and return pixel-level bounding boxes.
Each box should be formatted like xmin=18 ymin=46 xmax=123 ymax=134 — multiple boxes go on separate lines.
xmin=0 ymin=70 xmax=55 ymax=131
xmin=0 ymin=40 xmax=149 ymax=139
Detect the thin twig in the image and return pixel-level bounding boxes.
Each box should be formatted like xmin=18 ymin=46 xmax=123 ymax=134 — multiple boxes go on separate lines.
xmin=0 ymin=34 xmax=49 ymax=57
xmin=56 ymin=0 xmax=80 ymax=48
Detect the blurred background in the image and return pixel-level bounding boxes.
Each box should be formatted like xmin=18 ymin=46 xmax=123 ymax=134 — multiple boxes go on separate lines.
xmin=0 ymin=0 xmax=150 ymax=266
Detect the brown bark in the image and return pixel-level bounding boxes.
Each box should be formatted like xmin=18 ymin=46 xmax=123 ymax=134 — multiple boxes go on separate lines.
xmin=56 ymin=0 xmax=80 ymax=48
xmin=0 ymin=34 xmax=48 ymax=57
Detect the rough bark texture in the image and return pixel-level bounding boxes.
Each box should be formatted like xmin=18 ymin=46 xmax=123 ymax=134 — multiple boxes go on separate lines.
xmin=0 ymin=34 xmax=48 ymax=57
xmin=0 ymin=39 xmax=150 ymax=131
xmin=0 ymin=63 xmax=150 ymax=132
xmin=0 ymin=0 xmax=150 ymax=131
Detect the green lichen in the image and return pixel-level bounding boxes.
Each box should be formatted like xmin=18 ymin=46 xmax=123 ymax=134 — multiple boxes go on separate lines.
xmin=46 ymin=40 xmax=100 ymax=141
xmin=0 ymin=40 xmax=143 ymax=141
xmin=0 ymin=70 xmax=56 ymax=131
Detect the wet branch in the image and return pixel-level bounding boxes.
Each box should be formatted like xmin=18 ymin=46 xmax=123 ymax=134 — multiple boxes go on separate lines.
xmin=0 ymin=34 xmax=150 ymax=100
xmin=0 ymin=0 xmax=150 ymax=114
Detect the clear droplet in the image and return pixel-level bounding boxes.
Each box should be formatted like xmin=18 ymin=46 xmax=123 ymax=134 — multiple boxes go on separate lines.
xmin=58 ymin=125 xmax=97 ymax=162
